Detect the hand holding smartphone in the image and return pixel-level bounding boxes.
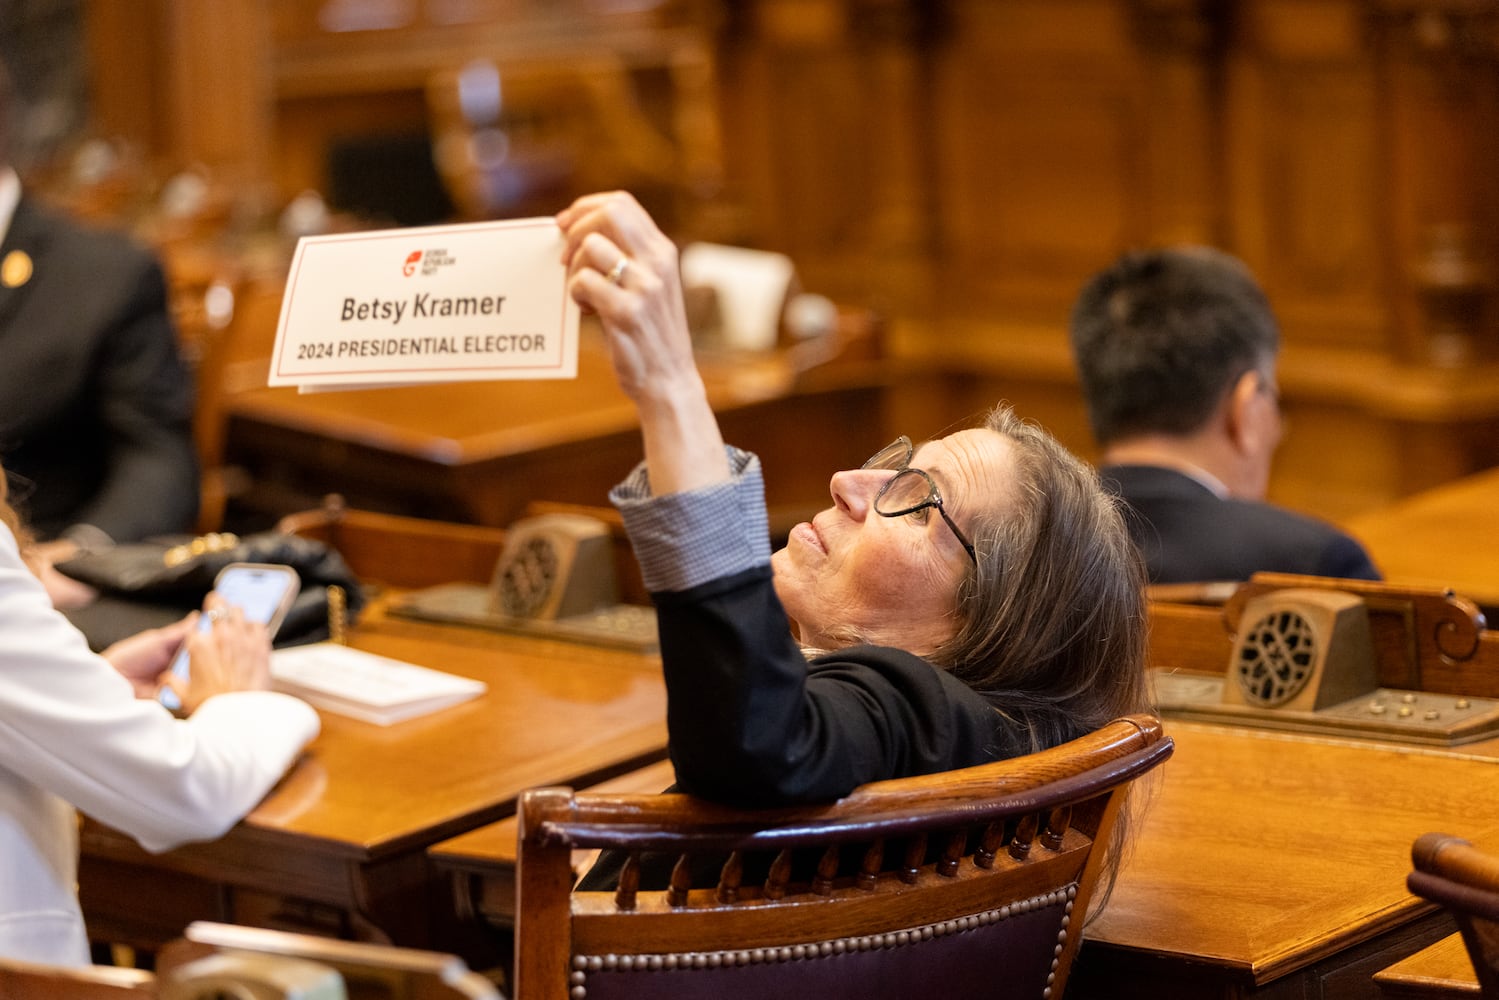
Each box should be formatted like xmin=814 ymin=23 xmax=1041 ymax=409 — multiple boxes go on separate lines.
xmin=159 ymin=563 xmax=300 ymax=712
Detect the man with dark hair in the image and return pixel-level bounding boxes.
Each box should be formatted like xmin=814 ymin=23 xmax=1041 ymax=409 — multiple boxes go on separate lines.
xmin=1068 ymin=246 xmax=1379 ymax=583
xmin=0 ymin=57 xmax=198 ymax=593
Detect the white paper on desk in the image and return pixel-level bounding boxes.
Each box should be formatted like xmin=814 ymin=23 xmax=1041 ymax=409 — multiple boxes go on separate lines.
xmin=268 ymin=218 xmax=581 ymax=388
xmin=271 ymin=642 xmax=487 ymax=726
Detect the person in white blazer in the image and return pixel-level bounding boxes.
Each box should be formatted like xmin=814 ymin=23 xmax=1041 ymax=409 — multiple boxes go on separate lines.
xmin=0 ymin=473 xmax=320 ymax=967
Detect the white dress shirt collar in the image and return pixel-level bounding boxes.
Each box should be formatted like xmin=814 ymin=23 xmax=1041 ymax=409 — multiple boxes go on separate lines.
xmin=1171 ymin=462 xmax=1231 ymax=500
xmin=0 ymin=168 xmax=21 ymax=245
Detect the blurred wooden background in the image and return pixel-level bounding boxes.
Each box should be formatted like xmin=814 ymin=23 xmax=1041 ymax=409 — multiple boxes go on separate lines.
xmin=13 ymin=0 xmax=1499 ymax=526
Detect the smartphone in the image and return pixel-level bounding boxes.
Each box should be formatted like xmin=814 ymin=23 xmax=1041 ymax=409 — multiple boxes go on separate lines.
xmin=158 ymin=562 xmax=301 ymax=711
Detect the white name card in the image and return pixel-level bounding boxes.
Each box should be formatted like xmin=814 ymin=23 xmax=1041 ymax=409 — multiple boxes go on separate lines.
xmin=268 ymin=218 xmax=580 ymax=388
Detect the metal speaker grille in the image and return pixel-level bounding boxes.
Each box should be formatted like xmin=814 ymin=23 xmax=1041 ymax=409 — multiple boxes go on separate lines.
xmin=497 ymin=536 xmax=560 ymax=618
xmin=1235 ymin=608 xmax=1319 ymax=707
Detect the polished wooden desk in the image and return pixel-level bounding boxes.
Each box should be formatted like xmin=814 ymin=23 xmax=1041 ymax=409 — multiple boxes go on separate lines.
xmin=78 ymin=606 xmax=668 ymax=955
xmin=421 ymin=575 xmax=1499 ymax=998
xmin=1066 ymin=721 xmax=1499 ymax=1000
xmin=223 ymin=323 xmax=891 ymax=530
xmin=1373 ymin=933 xmax=1480 ymax=999
xmin=1346 ymin=466 xmax=1499 ymax=615
xmin=429 ymin=758 xmax=677 ymax=930
xmin=426 ymin=717 xmax=1499 ymax=1000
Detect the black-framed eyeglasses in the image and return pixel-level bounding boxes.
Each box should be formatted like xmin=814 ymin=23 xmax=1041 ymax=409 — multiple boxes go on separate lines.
xmin=862 ymin=436 xmax=978 ymax=565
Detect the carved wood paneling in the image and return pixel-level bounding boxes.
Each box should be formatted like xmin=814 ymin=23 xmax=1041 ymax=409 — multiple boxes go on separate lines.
xmin=714 ymin=0 xmax=939 ymax=313
xmin=1224 ymin=0 xmax=1392 ymax=352
xmin=1132 ymin=0 xmax=1226 ymax=249
xmin=933 ymin=0 xmax=1144 ymax=314
xmin=68 ymin=0 xmax=1499 ymax=523
xmin=1379 ymin=1 xmax=1499 ymax=364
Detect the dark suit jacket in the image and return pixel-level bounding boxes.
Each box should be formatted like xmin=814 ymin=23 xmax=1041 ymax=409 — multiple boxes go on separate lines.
xmin=0 ymin=196 xmax=198 ymax=542
xmin=1101 ymin=463 xmax=1381 ymax=584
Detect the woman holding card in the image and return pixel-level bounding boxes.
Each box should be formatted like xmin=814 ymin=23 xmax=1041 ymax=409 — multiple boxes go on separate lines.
xmin=556 ymin=192 xmax=1150 ymax=807
xmin=0 ymin=468 xmax=319 ymax=966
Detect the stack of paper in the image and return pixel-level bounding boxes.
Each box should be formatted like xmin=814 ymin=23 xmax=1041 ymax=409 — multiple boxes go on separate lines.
xmin=271 ymin=643 xmax=487 ymax=726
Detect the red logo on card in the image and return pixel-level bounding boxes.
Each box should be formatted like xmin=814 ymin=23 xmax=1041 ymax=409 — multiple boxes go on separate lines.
xmin=403 ymin=250 xmax=422 ymax=276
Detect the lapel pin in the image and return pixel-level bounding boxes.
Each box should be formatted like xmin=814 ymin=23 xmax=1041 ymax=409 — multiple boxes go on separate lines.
xmin=1 ymin=249 xmax=32 ymax=288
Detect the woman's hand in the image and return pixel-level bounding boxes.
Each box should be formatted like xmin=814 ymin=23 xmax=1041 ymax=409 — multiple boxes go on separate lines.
xmin=102 ymin=616 xmax=195 ymax=699
xmin=556 ymin=191 xmax=697 ymax=404
xmin=28 ymin=539 xmax=99 ymax=610
xmin=556 ymin=191 xmax=730 ymax=495
xmin=161 ymin=593 xmax=274 ymax=714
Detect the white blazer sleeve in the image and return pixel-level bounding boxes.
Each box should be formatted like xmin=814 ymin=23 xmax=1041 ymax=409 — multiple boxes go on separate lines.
xmin=0 ymin=526 xmax=320 ymax=852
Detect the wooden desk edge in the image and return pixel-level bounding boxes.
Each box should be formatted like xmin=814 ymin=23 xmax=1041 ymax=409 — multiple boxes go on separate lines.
xmin=1373 ymin=932 xmax=1481 ymax=996
xmin=1249 ymin=899 xmax=1441 ymax=985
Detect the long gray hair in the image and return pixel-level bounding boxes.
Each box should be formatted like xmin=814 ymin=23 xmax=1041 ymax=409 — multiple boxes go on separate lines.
xmin=931 ymin=405 xmax=1151 ymax=749
xmin=934 ymin=406 xmax=1154 ymax=917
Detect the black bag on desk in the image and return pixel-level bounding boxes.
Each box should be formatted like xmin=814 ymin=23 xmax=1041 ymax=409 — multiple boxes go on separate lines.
xmin=55 ymin=531 xmax=366 ymax=652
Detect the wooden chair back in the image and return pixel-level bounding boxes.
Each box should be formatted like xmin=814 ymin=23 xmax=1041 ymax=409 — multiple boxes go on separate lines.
xmin=157 ymin=921 xmax=500 ymax=1000
xmin=0 ymin=957 xmax=153 ymax=1000
xmin=513 ymin=714 xmax=1173 ymax=1000
xmin=276 ymin=496 xmax=510 ymax=590
xmin=277 ymin=497 xmax=651 ymax=604
xmin=1408 ymin=833 xmax=1499 ymax=997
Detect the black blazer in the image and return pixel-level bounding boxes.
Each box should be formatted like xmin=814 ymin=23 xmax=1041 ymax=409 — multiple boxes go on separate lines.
xmin=0 ymin=197 xmax=198 ymax=542
xmin=656 ymin=564 xmax=1021 ymax=808
xmin=1100 ymin=464 xmax=1381 ymax=584
xmin=580 ymin=560 xmax=1029 ymax=891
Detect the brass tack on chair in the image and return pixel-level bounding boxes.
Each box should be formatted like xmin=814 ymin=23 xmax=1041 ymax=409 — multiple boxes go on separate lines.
xmin=327 ymin=585 xmax=347 ymax=645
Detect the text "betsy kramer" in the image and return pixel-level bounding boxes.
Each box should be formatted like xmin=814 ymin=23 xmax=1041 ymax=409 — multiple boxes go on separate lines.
xmin=340 ymin=294 xmax=508 ymax=325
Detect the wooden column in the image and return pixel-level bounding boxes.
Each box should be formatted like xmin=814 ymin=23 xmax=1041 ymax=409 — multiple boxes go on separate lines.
xmin=1130 ymin=0 xmax=1227 ymax=247
xmin=84 ymin=0 xmax=272 ymax=183
xmin=1377 ymin=0 xmax=1499 ymax=365
xmin=715 ymin=0 xmax=938 ymax=311
xmin=1222 ymin=0 xmax=1393 ymax=353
